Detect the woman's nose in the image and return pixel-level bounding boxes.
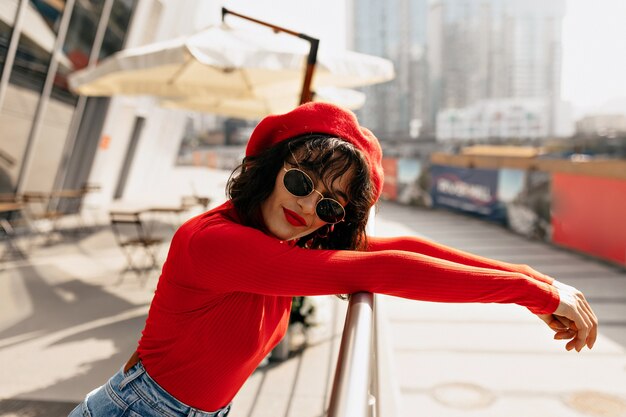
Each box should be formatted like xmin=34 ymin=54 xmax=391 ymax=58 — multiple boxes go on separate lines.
xmin=297 ymin=192 xmax=320 ymax=214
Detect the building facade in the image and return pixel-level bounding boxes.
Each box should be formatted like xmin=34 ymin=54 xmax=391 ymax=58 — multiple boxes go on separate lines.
xmin=1 ymin=0 xmax=230 ymax=210
xmin=576 ymin=114 xmax=626 ymax=137
xmin=428 ymin=0 xmax=572 ymax=140
xmin=436 ymin=98 xmax=549 ymax=141
xmin=351 ymin=0 xmax=429 ymax=141
xmin=0 ymin=0 xmax=138 ymax=195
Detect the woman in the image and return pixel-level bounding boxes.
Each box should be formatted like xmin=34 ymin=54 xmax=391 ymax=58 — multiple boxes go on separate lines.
xmin=69 ymin=102 xmax=597 ymax=417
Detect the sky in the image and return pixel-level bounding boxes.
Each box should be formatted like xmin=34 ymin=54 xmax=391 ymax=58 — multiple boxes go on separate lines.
xmin=561 ymin=0 xmax=626 ymax=114
xmin=221 ymin=0 xmax=348 ymax=51
xmin=222 ymin=0 xmax=626 ymax=117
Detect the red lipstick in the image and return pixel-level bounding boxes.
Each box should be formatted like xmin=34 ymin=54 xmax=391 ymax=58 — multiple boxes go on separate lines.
xmin=283 ymin=207 xmax=306 ymax=227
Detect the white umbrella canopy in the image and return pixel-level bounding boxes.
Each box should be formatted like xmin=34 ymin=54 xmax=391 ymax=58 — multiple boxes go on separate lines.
xmin=67 ymin=24 xmax=394 ymax=100
xmin=160 ymin=86 xmax=366 ymax=120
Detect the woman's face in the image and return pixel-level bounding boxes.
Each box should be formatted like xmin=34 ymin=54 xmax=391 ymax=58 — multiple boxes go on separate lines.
xmin=260 ymin=161 xmax=352 ymax=241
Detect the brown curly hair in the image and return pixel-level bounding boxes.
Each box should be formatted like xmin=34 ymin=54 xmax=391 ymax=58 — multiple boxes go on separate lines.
xmin=227 ymin=134 xmax=376 ymax=250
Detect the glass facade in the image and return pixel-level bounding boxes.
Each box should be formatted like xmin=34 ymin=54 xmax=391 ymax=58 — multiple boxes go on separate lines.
xmin=352 ymin=0 xmax=429 ymax=141
xmin=0 ymin=0 xmax=137 ymax=194
xmin=431 ymin=0 xmax=565 ymax=138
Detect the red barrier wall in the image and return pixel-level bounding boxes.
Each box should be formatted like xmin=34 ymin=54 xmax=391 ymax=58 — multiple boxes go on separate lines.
xmin=552 ymin=173 xmax=626 ymax=265
xmin=381 ymin=158 xmax=398 ymax=200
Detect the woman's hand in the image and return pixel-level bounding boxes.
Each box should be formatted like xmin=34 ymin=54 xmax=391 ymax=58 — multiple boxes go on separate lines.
xmin=538 ymin=280 xmax=598 ymax=352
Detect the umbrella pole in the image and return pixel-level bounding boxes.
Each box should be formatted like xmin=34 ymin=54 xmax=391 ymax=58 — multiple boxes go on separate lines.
xmin=221 ymin=8 xmax=319 ymax=105
xmin=298 ymin=35 xmax=319 ymax=104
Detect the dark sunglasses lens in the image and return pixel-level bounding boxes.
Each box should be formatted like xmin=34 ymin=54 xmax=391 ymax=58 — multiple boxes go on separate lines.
xmin=283 ymin=169 xmax=313 ymax=196
xmin=316 ymin=199 xmax=345 ymax=224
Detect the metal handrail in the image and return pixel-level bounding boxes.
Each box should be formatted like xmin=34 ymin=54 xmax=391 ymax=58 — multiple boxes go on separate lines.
xmin=327 ymin=292 xmax=377 ymax=417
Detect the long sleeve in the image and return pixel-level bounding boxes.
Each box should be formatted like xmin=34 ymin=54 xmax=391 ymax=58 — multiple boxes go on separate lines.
xmin=367 ymin=235 xmax=554 ymax=284
xmin=138 ymin=203 xmax=560 ymax=411
xmin=186 ymin=213 xmax=559 ymax=315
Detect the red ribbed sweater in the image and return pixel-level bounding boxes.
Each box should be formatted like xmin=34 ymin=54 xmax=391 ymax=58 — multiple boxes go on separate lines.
xmin=137 ymin=201 xmax=559 ymax=411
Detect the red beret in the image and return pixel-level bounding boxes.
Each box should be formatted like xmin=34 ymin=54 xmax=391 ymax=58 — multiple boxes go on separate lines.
xmin=246 ymin=102 xmax=384 ymax=203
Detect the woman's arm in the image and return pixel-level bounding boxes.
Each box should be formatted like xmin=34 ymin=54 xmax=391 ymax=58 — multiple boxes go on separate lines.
xmin=181 ymin=216 xmax=596 ymax=351
xmin=366 ymin=235 xmax=597 ymax=351
xmin=366 ymin=235 xmax=553 ymax=284
xmin=186 ymin=220 xmax=559 ymax=315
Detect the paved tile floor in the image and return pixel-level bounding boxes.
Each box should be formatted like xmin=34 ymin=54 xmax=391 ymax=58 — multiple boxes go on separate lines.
xmin=1 ymin=198 xmax=625 ymax=417
xmin=376 ymin=203 xmax=626 ymax=417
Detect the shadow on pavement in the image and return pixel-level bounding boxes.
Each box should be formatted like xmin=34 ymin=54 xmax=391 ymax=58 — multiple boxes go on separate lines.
xmin=0 ymin=263 xmax=149 ymax=406
xmin=0 ymin=398 xmax=77 ymax=417
xmin=0 ymin=264 xmax=139 ymax=342
xmin=16 ymin=314 xmax=147 ymax=403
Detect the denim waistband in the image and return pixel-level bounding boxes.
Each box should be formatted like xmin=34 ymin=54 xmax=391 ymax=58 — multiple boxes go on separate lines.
xmin=117 ymin=361 xmax=231 ymax=417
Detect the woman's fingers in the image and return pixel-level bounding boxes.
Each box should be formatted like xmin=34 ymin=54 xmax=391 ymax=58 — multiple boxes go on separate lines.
xmin=577 ymin=293 xmax=598 ymax=348
xmin=571 ymin=305 xmax=590 ymax=351
xmin=553 ymin=281 xmax=599 ymax=351
xmin=566 ymin=339 xmax=578 ymax=351
xmin=538 ymin=281 xmax=598 ymax=352
xmin=555 ymin=315 xmax=574 ymax=329
xmin=580 ymin=298 xmax=598 ymax=349
xmin=573 ymin=293 xmax=598 ymax=351
xmin=553 ymin=329 xmax=576 ymax=340
xmin=537 ymin=314 xmax=567 ymax=331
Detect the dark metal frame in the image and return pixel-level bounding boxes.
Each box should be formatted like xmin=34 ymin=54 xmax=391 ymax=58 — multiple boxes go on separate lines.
xmin=221 ymin=7 xmax=319 ymax=105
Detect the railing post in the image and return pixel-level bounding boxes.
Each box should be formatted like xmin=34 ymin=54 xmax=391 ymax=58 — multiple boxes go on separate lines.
xmin=370 ymin=295 xmax=379 ymax=417
xmin=327 ymin=292 xmax=374 ymax=417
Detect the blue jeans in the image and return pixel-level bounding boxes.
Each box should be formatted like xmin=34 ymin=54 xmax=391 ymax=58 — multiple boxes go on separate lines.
xmin=68 ymin=361 xmax=231 ymax=417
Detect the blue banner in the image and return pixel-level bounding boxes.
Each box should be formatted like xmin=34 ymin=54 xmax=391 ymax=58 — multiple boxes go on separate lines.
xmin=430 ymin=165 xmax=501 ymax=219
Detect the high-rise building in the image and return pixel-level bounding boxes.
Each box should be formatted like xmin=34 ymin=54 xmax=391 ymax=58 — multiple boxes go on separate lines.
xmin=429 ymin=0 xmax=569 ymax=140
xmin=350 ymin=0 xmax=429 ymax=141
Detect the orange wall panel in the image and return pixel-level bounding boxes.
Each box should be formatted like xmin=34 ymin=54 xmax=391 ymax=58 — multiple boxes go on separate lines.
xmin=552 ymin=173 xmax=626 ymax=265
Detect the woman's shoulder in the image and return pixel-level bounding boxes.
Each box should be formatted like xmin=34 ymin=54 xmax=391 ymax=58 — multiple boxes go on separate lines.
xmin=178 ymin=201 xmax=238 ymax=233
xmin=178 ymin=200 xmax=265 ymax=243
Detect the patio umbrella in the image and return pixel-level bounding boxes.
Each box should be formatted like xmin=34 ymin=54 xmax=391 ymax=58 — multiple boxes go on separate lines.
xmin=160 ymin=86 xmax=366 ymax=120
xmin=67 ymin=23 xmax=394 ymax=105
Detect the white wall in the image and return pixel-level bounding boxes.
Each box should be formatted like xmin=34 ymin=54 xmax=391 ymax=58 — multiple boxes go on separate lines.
xmin=122 ymin=106 xmax=187 ymax=202
xmin=84 ymin=97 xmax=140 ymax=208
xmin=84 ymin=0 xmax=230 ymax=212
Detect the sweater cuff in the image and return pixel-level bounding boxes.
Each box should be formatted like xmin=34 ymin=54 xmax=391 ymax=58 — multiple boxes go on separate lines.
xmin=529 ymin=282 xmax=560 ymax=315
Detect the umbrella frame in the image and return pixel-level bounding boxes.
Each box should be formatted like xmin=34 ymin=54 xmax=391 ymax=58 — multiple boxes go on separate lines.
xmin=221 ymin=7 xmax=319 ymax=105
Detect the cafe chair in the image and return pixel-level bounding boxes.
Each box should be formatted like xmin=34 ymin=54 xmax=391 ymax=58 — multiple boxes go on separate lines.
xmin=147 ymin=195 xmax=212 ymax=231
xmin=179 ymin=195 xmax=211 ymax=220
xmin=181 ymin=195 xmax=211 ymax=211
xmin=21 ymin=192 xmax=64 ymax=241
xmin=109 ymin=211 xmax=164 ymax=283
xmin=1 ymin=216 xmax=26 ymax=264
xmin=0 ymin=195 xmax=31 ymax=262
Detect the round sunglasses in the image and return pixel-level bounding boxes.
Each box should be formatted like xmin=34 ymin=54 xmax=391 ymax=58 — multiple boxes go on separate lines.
xmin=282 ymin=167 xmax=346 ymax=224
